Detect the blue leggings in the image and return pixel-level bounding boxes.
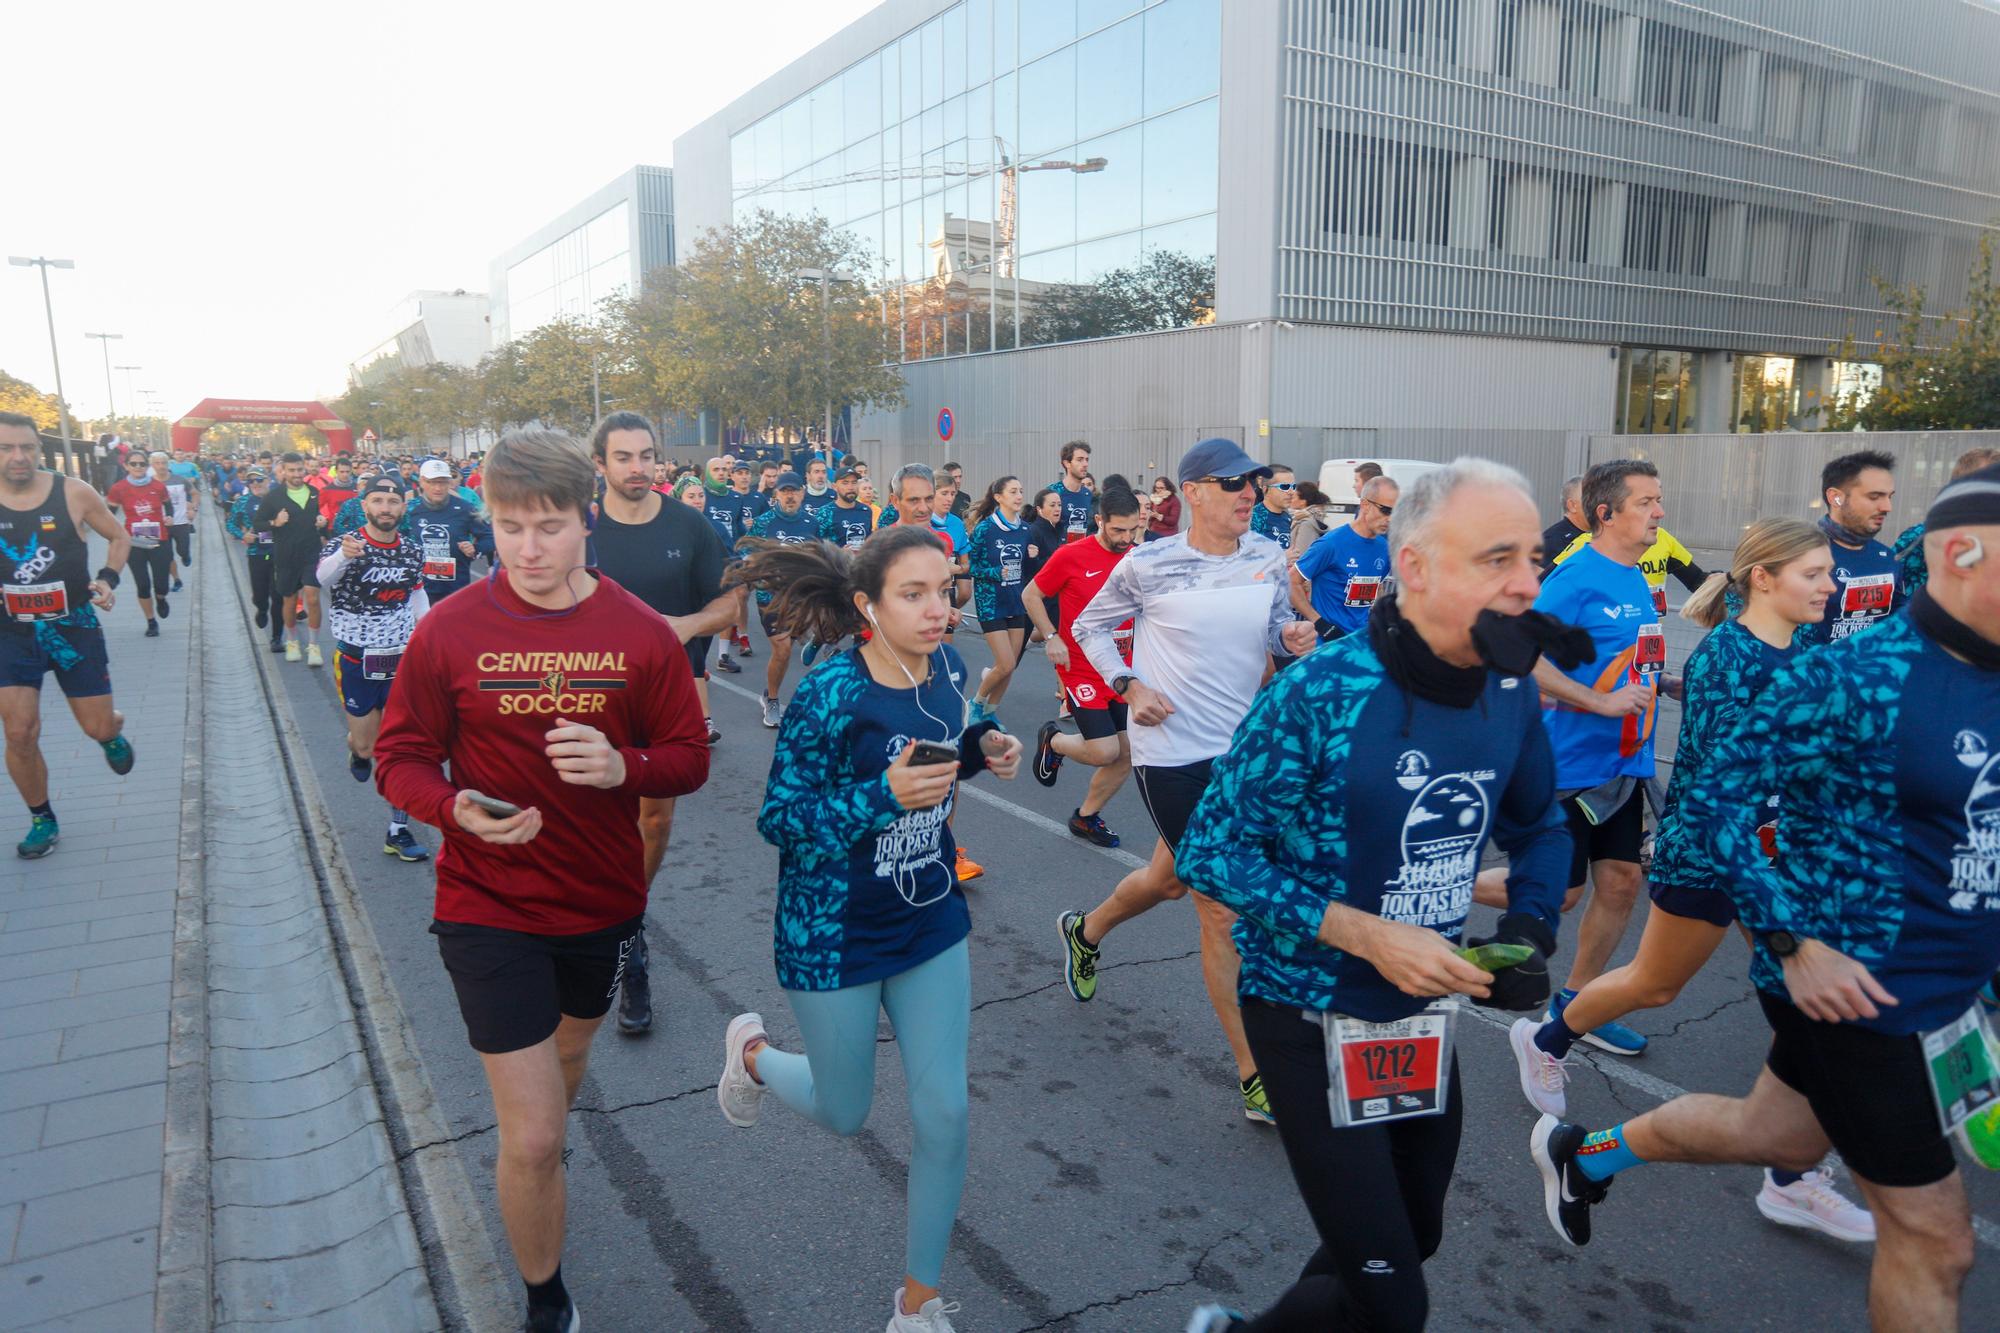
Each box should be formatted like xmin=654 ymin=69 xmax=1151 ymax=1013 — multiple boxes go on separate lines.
xmin=757 ymin=939 xmax=970 ymax=1286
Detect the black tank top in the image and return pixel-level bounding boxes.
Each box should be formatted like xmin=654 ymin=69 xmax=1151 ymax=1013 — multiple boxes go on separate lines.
xmin=0 ymin=474 xmax=92 ymax=630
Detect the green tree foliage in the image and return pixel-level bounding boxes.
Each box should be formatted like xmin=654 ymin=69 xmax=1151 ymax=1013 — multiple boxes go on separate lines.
xmin=1021 ymin=250 xmax=1216 ymax=347
xmin=1825 ymin=231 xmax=2000 ymax=430
xmin=0 ymin=370 xmax=73 ymax=433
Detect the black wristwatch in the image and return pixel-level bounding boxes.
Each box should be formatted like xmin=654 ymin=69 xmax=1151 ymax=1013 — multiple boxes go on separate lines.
xmin=1762 ymin=930 xmax=1802 ymax=959
xmin=1111 ymin=674 xmax=1137 ymax=695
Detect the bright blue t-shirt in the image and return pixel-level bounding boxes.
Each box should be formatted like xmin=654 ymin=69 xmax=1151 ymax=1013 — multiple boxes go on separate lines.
xmin=1296 ymin=523 xmax=1390 ymax=634
xmin=1532 ymin=543 xmax=1663 ymax=791
xmin=1807 ymin=520 xmax=1900 ymax=646
xmin=931 ymin=512 xmax=969 ymax=557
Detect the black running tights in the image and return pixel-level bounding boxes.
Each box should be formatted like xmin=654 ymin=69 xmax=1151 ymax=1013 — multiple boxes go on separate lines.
xmin=1237 ymin=998 xmax=1463 ymax=1333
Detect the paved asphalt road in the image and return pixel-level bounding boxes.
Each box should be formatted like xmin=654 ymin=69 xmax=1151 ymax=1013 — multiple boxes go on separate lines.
xmin=239 ymin=570 xmax=2000 ymax=1333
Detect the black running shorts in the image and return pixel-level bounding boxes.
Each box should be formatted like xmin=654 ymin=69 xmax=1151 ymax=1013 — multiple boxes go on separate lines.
xmin=431 ymin=915 xmax=644 ymax=1054
xmin=1758 ymin=991 xmax=1958 ymax=1188
xmin=272 ymin=551 xmax=314 ymax=598
xmin=1071 ymin=697 xmax=1129 ymax=742
xmin=1133 ymin=758 xmax=1215 ymax=857
xmin=1564 ymin=785 xmax=1646 ymax=887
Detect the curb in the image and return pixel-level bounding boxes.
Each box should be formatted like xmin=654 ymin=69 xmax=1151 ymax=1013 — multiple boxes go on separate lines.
xmin=157 ymin=540 xmax=212 ymax=1332
xmin=212 ymin=511 xmax=514 ymax=1332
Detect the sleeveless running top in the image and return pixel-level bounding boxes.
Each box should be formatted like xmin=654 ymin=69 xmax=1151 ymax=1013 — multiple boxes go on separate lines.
xmin=0 ymin=474 xmax=91 ymax=631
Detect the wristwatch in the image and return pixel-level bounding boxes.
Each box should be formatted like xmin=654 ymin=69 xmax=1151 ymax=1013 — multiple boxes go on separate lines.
xmin=1110 ymin=674 xmax=1138 ymax=695
xmin=1762 ymin=930 xmax=1801 ymax=959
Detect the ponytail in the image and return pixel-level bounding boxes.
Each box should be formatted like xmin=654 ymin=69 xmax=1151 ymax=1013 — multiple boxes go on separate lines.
xmin=1680 ymin=571 xmax=1731 ymax=629
xmin=724 ymin=524 xmax=949 ymax=644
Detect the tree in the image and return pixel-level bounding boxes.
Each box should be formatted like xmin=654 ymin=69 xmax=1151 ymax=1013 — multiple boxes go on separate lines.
xmin=0 ymin=370 xmax=73 ymax=433
xmin=1824 ymin=230 xmax=2000 ymax=430
xmin=608 ymin=210 xmax=905 ymax=444
xmin=1020 ymin=249 xmax=1216 ymax=347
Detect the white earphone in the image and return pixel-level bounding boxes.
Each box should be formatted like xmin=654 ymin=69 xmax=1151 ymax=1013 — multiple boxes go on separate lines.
xmin=1956 ymin=535 xmax=1986 ymax=569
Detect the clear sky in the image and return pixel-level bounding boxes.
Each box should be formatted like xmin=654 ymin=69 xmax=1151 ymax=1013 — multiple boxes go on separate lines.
xmin=4 ymin=0 xmax=876 ymax=424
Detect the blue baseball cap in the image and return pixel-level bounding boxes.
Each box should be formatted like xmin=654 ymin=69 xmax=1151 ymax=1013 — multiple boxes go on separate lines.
xmin=1176 ymin=438 xmax=1273 ymax=488
xmin=774 ymin=471 xmax=806 ymax=490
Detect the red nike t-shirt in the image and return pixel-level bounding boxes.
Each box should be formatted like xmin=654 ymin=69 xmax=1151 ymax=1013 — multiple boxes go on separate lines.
xmin=1032 ymin=537 xmax=1134 ymax=710
xmin=106 ymin=478 xmax=171 ymax=541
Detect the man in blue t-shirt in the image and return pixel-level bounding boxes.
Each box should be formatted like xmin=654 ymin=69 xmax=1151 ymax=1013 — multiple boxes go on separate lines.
xmin=1293 ymin=475 xmax=1397 ymax=639
xmin=1054 ymin=440 xmax=1094 ymax=543
xmin=1806 ymin=449 xmax=1901 ymax=646
xmin=1531 ymin=459 xmax=1681 ymax=1058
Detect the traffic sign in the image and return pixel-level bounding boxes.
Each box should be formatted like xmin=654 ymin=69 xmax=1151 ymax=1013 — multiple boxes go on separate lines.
xmin=361 ymin=428 xmax=378 ymax=443
xmin=937 ymin=407 xmax=954 ymax=442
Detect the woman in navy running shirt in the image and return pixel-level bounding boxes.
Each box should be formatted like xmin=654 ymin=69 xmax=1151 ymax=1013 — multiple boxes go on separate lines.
xmin=964 ymin=475 xmax=1029 ymax=724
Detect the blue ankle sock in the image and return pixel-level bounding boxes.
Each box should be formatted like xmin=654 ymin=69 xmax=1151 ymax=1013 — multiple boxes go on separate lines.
xmin=1535 ymin=1016 xmax=1579 ymax=1060
xmin=1769 ymin=1168 xmax=1805 ymax=1187
xmin=1574 ymin=1123 xmax=1644 ymax=1181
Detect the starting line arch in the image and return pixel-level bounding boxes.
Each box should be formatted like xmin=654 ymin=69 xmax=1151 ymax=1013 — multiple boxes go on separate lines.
xmin=169 ymin=398 xmax=354 ymax=455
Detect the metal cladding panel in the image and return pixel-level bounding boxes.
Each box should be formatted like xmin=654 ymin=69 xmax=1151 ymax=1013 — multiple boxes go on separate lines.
xmin=1270 ymin=321 xmax=1614 ymax=428
xmin=635 ymin=166 xmax=677 ymax=276
xmin=1217 ymin=0 xmax=1288 ymax=323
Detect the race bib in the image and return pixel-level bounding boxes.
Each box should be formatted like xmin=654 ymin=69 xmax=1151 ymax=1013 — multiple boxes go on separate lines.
xmin=3 ymin=581 xmax=68 ymax=622
xmin=1923 ymin=1002 xmax=2000 ymax=1136
xmin=422 ymin=541 xmax=457 ymax=581
xmin=362 ymin=645 xmax=405 ymax=681
xmin=1000 ymin=560 xmax=1022 ymax=584
xmin=1322 ymin=1000 xmax=1458 ymax=1127
xmin=1837 ymin=572 xmax=1895 ymax=626
xmin=1345 ymin=575 xmax=1385 ymax=608
xmin=1112 ymin=625 xmax=1135 ymax=667
xmin=256 ymin=531 xmax=273 ymax=546
xmin=131 ymin=521 xmax=162 ymax=542
xmin=1651 ymin=585 xmax=1668 ymax=616
xmin=1633 ymin=623 xmax=1666 ymax=678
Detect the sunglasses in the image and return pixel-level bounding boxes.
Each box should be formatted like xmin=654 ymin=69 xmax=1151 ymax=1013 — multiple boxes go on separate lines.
xmin=1270 ymin=481 xmax=1296 ymax=491
xmin=1197 ymin=475 xmax=1253 ymax=492
xmin=1367 ymin=498 xmax=1395 ymax=515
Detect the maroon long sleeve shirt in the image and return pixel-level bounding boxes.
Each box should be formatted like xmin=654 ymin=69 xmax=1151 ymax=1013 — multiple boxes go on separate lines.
xmin=375 ymin=570 xmax=710 ymax=934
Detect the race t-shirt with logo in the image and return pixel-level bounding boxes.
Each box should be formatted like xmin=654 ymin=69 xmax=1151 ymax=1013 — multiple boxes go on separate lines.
xmin=317 ymin=532 xmax=427 ymax=653
xmin=1553 ymin=526 xmax=1706 ymax=615
xmin=406 ymin=495 xmax=490 ymax=596
xmin=1249 ymin=501 xmax=1293 ymax=548
xmin=1804 ymin=521 xmax=1899 ymax=646
xmin=1053 ymin=480 xmax=1095 ymax=543
xmin=317 ymin=483 xmax=358 ymax=529
xmin=106 ymin=477 xmax=172 ymax=548
xmin=1176 ymin=630 xmax=1567 ymax=1020
xmin=0 ymin=477 xmax=93 ymax=631
xmin=1680 ymin=609 xmax=2000 ymax=1036
xmin=816 ymin=500 xmax=875 ymax=550
xmin=966 ymin=512 xmax=1028 ymax=622
xmin=1295 ymin=523 xmax=1391 ymax=634
xmin=703 ymin=488 xmax=745 ymax=549
xmin=748 ymin=505 xmax=821 ymax=607
xmin=226 ymin=492 xmax=274 ymax=558
xmin=1533 ymin=543 xmax=1663 ymax=790
xmin=1031 ymin=535 xmax=1134 ymax=709
xmin=161 ymin=475 xmax=193 ymax=527
xmin=801 ymin=486 xmax=836 ymax=517
xmin=757 ymin=646 xmax=995 ymax=990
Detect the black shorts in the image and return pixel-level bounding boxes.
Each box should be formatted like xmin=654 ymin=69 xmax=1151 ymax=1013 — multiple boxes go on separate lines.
xmin=685 ymin=637 xmax=710 ymax=681
xmin=982 ymin=613 xmax=1030 ymax=634
xmin=1071 ymin=696 xmax=1129 ymax=742
xmin=1758 ymin=991 xmax=1956 ymax=1188
xmin=1649 ymin=879 xmax=1736 ymax=928
xmin=432 ymin=915 xmax=645 ymax=1055
xmin=272 ymin=552 xmax=315 ymax=597
xmin=168 ymin=524 xmax=192 ymax=563
xmin=0 ymin=622 xmax=112 ymax=698
xmin=1564 ymin=786 xmax=1646 ymax=887
xmin=1134 ymin=758 xmax=1215 ymax=857
xmin=758 ymin=606 xmax=789 ymax=640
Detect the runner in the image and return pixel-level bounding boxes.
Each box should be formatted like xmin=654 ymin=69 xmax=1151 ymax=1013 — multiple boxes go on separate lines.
xmin=1350 ymin=461 xmax=1383 ymax=497
xmin=1529 ymin=467 xmax=2000 ymax=1332
xmin=746 ymin=472 xmax=821 ymax=728
xmin=801 ymin=457 xmax=836 ymax=517
xmin=815 ymin=466 xmax=875 ymax=550
xmin=964 ymin=476 xmax=1029 ymax=725
xmin=592 ymin=416 xmax=737 ymax=1033
xmin=256 ymin=452 xmax=326 ymax=666
xmin=1292 ymin=475 xmax=1397 ymax=642
xmin=1053 ymin=440 xmax=1094 ymax=543
xmin=1532 ymin=458 xmax=1680 ymax=1057
xmin=1548 ymin=519 xmax=1709 ymax=616
xmin=1057 ymin=439 xmax=1318 ymax=1123
xmin=1026 ymin=478 xmax=1146 ymax=851
xmin=1893 ymin=446 xmax=2000 ymax=597
xmin=929 ymin=476 xmax=972 ymax=638
xmin=105 ymin=450 xmax=175 ymax=636
xmin=154 ymin=451 xmax=197 ymax=591
xmin=374 ymin=428 xmax=710 ymax=1333
xmin=727 ymin=461 xmax=760 ymax=661
xmin=1541 ymin=474 xmax=1587 ymax=574
xmin=225 ymin=469 xmax=283 ymax=643
xmin=315 ymin=455 xmax=359 ymax=534
xmin=316 ymin=477 xmax=432 ymax=863
xmin=407 ymin=458 xmax=492 ymax=603
xmin=1805 ymin=448 xmax=1900 ymax=646
xmin=1248 ymin=464 xmax=1296 ymax=546
xmin=0 ymin=412 xmax=135 ymax=859
xmin=1177 ymin=457 xmax=1568 ymax=1333
xmin=715 ymin=525 xmax=1023 ymax=1333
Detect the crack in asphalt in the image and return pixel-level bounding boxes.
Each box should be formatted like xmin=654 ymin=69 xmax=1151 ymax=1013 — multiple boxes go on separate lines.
xmin=1011 ymin=1225 xmax=1250 ymax=1332
xmin=394 ymin=1081 xmax=724 ymax=1160
xmin=1658 ymin=990 xmax=1757 ymax=1041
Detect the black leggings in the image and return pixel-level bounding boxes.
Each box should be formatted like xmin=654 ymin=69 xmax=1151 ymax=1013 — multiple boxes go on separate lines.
xmin=128 ymin=544 xmax=174 ymax=602
xmin=1239 ymin=999 xmax=1462 ymax=1333
xmin=248 ymin=557 xmax=279 ymax=627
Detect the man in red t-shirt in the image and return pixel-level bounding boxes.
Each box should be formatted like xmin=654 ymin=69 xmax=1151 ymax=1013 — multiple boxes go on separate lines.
xmin=315 ymin=455 xmax=357 ymax=532
xmin=104 ymin=451 xmax=176 ymax=633
xmin=1024 ymin=486 xmax=1146 ymax=848
xmin=374 ymin=428 xmax=710 ymax=1333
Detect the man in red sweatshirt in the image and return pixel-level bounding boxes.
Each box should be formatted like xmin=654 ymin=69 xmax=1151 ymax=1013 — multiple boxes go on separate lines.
xmin=375 ymin=427 xmax=710 ymax=1333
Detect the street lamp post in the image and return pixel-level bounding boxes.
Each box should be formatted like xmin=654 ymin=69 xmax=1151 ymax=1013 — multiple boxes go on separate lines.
xmin=83 ymin=332 xmax=123 ymax=430
xmin=8 ymin=256 xmax=79 ymax=475
xmin=796 ymin=267 xmax=858 ymax=459
xmin=115 ymin=365 xmax=142 ymax=437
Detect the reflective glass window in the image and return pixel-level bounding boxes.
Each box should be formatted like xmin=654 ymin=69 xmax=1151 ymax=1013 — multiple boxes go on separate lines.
xmin=1075 ymin=230 xmax=1142 ymax=284
xmin=782 ymin=97 xmax=812 ymax=174
xmin=1021 ymin=0 xmax=1076 ymax=62
xmin=755 ymin=116 xmax=782 ymax=186
xmin=846 ymin=141 xmax=881 ymax=220
xmin=1141 ymin=210 xmax=1216 ymax=261
xmin=945 ymin=94 xmax=968 ymax=145
xmin=923 ymin=16 xmax=946 ymax=108
xmin=944 ymin=4 xmax=968 ymax=99
xmin=1142 ymin=97 xmax=1218 ymax=225
xmin=1074 ymin=126 xmax=1141 ymax=240
xmin=995 ymin=72 xmax=1020 ymax=154
xmin=1021 ymin=47 xmax=1077 ymax=155
xmin=1076 ymin=16 xmax=1143 ymax=139
xmin=1079 ymin=0 xmax=1141 ymax=33
xmin=968 ymin=0 xmax=994 ymax=86
xmin=996 ymin=0 xmax=1020 ymax=72
xmin=1019 ymin=158 xmax=1077 ymax=252
xmin=845 ymin=56 xmax=882 ymax=143
xmin=731 ymin=132 xmax=754 ymax=191
xmin=1021 ymin=246 xmax=1076 ymax=285
xmin=1145 ymin=0 xmax=1221 ymax=117
xmin=812 ymin=83 xmax=843 ymax=161
xmin=901 ymin=32 xmax=922 ymax=115
xmin=882 ymin=41 xmax=901 ymax=127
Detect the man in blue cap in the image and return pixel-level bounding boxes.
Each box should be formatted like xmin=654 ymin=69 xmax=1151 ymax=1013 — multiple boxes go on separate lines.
xmin=1056 ymin=438 xmax=1319 ymax=1125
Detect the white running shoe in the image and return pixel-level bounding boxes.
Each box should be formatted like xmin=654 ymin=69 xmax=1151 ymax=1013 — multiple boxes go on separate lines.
xmin=718 ymin=1012 xmax=766 ymax=1127
xmin=1509 ymin=1017 xmax=1569 ymax=1118
xmin=306 ymin=643 xmax=324 ymax=668
xmin=1756 ymin=1167 xmax=1876 ymax=1242
xmin=886 ymin=1286 xmax=961 ymax=1333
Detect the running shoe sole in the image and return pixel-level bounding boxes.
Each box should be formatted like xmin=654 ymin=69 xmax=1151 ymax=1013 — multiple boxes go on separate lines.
xmin=1755 ymin=1185 xmax=1876 ymax=1243
xmin=1067 ymin=815 xmax=1119 ymax=848
xmin=1509 ymin=1017 xmax=1567 ymax=1118
xmin=1577 ymin=1029 xmax=1647 ymax=1057
xmin=719 ymin=1012 xmax=766 ymax=1127
xmin=383 ymin=841 xmax=430 ymax=862
xmin=16 ymin=834 xmax=58 ymax=860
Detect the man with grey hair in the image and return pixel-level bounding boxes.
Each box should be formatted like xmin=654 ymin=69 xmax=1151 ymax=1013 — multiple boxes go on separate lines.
xmin=1541 ymin=474 xmax=1587 ymax=578
xmin=1292 ymin=474 xmax=1397 ymax=639
xmin=1177 ymin=456 xmax=1569 ymax=1333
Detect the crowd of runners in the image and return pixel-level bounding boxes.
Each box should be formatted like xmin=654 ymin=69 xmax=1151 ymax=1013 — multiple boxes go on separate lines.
xmin=6 ymin=403 xmax=2000 ymax=1332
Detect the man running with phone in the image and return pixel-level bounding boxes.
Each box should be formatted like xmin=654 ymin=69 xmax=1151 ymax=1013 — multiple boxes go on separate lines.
xmin=375 ymin=428 xmax=711 ymax=1333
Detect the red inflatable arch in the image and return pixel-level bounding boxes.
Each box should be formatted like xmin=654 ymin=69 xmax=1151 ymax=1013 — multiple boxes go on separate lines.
xmin=169 ymin=398 xmax=355 ymax=455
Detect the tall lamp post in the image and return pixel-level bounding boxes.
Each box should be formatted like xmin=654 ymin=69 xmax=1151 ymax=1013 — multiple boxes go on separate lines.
xmin=115 ymin=365 xmax=142 ymax=439
xmin=83 ymin=331 xmax=123 ymax=432
xmin=8 ymin=256 xmax=79 ymax=475
xmin=795 ymin=266 xmax=858 ymax=458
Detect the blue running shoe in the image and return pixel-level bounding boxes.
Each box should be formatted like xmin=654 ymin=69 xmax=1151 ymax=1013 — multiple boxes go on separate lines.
xmin=101 ymin=735 xmax=135 ymax=775
xmin=1548 ymin=990 xmax=1648 ymax=1057
xmin=384 ymin=826 xmax=430 ymax=862
xmin=16 ymin=814 xmax=59 ymax=859
xmin=801 ymin=639 xmax=821 ymax=667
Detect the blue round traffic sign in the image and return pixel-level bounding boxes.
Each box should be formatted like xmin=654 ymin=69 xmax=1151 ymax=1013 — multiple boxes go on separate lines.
xmin=937 ymin=408 xmax=955 ymax=442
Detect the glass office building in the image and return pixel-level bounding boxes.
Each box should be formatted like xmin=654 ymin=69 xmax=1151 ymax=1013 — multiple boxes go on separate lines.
xmin=488 ymin=166 xmax=677 ymax=346
xmin=674 ymin=1 xmax=1999 ymax=455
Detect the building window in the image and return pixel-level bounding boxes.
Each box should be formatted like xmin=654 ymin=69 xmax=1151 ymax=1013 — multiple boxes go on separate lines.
xmin=1758 ymin=54 xmax=1842 ymax=151
xmin=1732 ymin=355 xmax=1796 ymax=433
xmin=1617 ymin=347 xmax=1698 ymax=434
xmin=1496 ymin=0 xmax=1614 ymax=98
xmin=1635 ymin=19 xmax=1724 ymax=124
xmin=1623 ymin=184 xmax=1710 ymax=276
xmin=1331 ymin=0 xmax=1461 ymax=64
xmin=1322 ymin=130 xmax=1455 ymax=246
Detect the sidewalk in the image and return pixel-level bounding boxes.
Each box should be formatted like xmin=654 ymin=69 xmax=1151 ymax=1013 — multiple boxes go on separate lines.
xmin=1 ymin=524 xmax=438 ymax=1330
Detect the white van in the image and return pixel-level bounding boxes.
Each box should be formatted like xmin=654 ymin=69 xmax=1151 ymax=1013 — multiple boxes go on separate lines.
xmin=1315 ymin=458 xmax=1448 ymax=520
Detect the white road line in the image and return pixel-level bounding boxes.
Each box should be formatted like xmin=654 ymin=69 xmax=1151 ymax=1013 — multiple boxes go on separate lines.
xmin=708 ymin=671 xmax=2000 ymax=1248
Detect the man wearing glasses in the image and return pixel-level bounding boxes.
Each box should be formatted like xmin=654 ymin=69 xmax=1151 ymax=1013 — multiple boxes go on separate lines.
xmin=1249 ymin=464 xmax=1298 ymax=547
xmin=1293 ymin=475 xmax=1398 ymax=642
xmin=1056 ymin=439 xmax=1320 ymax=1125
